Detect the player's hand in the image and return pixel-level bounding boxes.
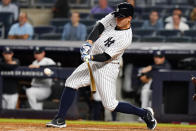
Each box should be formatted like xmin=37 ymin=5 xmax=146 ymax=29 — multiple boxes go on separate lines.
xmin=29 ymin=64 xmax=40 ymax=68
xmin=80 ymin=42 xmax=92 ymax=55
xmin=81 ymin=54 xmax=92 ymax=62
xmin=193 ymin=94 xmax=196 ymax=101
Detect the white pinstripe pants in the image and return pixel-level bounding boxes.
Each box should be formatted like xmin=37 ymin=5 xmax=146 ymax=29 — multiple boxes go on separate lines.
xmin=65 ymin=62 xmax=120 ymax=111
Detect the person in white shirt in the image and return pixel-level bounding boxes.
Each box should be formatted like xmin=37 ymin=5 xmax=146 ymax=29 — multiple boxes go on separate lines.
xmin=165 ymin=8 xmax=187 ymax=23
xmin=26 ymin=47 xmax=56 ymax=110
xmin=165 ymin=14 xmax=189 ymax=32
xmin=0 ymin=0 xmax=18 ymax=21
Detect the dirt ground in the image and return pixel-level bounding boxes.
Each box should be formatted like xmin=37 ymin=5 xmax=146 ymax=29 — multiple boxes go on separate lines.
xmin=0 ymin=122 xmax=196 ymax=131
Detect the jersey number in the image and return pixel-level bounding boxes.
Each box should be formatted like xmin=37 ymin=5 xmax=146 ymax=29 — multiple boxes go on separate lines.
xmin=104 ymin=37 xmax=115 ymax=47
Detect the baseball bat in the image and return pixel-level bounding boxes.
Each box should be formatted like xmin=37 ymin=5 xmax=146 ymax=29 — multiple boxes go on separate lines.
xmin=87 ymin=62 xmax=96 ymax=93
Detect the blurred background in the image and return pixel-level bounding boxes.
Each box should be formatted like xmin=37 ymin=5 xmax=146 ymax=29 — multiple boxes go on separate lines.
xmin=0 ymin=0 xmax=196 ymax=124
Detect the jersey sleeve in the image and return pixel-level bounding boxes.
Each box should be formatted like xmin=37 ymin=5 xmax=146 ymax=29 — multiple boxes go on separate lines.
xmin=47 ymin=58 xmax=56 ymax=65
xmin=105 ymin=36 xmax=132 ymax=58
xmin=98 ymin=13 xmax=115 ymax=29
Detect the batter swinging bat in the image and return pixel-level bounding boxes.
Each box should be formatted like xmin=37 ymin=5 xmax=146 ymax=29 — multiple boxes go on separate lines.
xmin=87 ymin=62 xmax=96 ymax=93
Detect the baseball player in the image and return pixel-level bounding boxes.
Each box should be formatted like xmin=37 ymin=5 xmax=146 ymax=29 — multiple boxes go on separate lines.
xmin=26 ymin=47 xmax=56 ymax=110
xmin=47 ymin=2 xmax=157 ymax=130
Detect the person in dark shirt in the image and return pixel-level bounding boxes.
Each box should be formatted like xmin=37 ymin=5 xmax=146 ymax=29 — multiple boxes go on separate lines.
xmin=138 ymin=50 xmax=171 ymax=109
xmin=0 ymin=47 xmax=20 ymax=109
xmin=52 ymin=0 xmax=70 ymax=18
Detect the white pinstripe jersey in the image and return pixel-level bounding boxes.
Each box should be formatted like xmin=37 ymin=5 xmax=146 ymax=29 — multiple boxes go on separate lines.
xmin=90 ymin=13 xmax=133 ymax=64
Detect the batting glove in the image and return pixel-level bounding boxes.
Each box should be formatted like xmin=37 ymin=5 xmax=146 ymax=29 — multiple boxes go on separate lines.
xmin=80 ymin=42 xmax=92 ymax=55
xmin=81 ymin=54 xmax=92 ymax=62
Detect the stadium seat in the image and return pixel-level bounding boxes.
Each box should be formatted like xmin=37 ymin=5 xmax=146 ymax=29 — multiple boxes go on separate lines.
xmin=80 ymin=12 xmax=90 ymax=19
xmin=156 ymin=30 xmax=181 ymax=37
xmin=87 ymin=26 xmax=94 ymax=35
xmin=144 ymin=6 xmax=165 ymax=14
xmin=34 ymin=26 xmax=55 ymax=36
xmin=91 ymin=13 xmax=107 ymax=20
xmin=51 ymin=19 xmax=96 ymax=28
xmin=165 ymin=36 xmax=191 ymax=43
xmin=80 ymin=19 xmax=96 ymax=27
xmin=50 ymin=19 xmax=70 ymax=27
xmin=38 ymin=33 xmax=62 ymax=40
xmin=55 ymin=26 xmax=64 ymax=33
xmin=133 ymin=29 xmax=155 ymax=37
xmin=185 ymin=21 xmax=195 ymax=28
xmin=140 ymin=36 xmax=165 ymax=42
xmin=184 ymin=30 xmax=196 ymax=38
xmin=131 ymin=20 xmax=143 ymax=29
xmin=141 ymin=13 xmax=149 ymax=20
xmin=132 ymin=35 xmax=141 ymax=42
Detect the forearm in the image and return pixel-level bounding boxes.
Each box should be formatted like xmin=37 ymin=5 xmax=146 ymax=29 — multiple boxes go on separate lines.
xmin=8 ymin=34 xmax=29 ymax=39
xmin=91 ymin=52 xmax=111 ymax=62
xmin=87 ymin=22 xmax=104 ymax=43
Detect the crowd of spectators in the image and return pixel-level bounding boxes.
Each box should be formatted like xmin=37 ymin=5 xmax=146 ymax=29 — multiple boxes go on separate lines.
xmin=0 ymin=0 xmax=195 ymax=42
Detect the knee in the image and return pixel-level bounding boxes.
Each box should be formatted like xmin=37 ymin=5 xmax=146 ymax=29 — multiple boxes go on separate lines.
xmin=102 ymin=100 xmax=119 ymax=111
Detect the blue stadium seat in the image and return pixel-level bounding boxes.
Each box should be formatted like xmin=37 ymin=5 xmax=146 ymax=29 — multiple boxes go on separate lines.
xmin=80 ymin=12 xmax=90 ymax=19
xmin=80 ymin=19 xmax=96 ymax=27
xmin=51 ymin=19 xmax=96 ymax=28
xmin=133 ymin=29 xmax=155 ymax=37
xmin=131 ymin=20 xmax=143 ymax=29
xmin=140 ymin=36 xmax=165 ymax=42
xmin=132 ymin=35 xmax=141 ymax=42
xmin=165 ymin=36 xmax=191 ymax=43
xmin=38 ymin=33 xmax=62 ymax=40
xmin=156 ymin=30 xmax=181 ymax=37
xmin=50 ymin=19 xmax=70 ymax=27
xmin=184 ymin=30 xmax=196 ymax=38
xmin=185 ymin=21 xmax=195 ymax=28
xmin=87 ymin=26 xmax=93 ymax=35
xmin=91 ymin=13 xmax=107 ymax=20
xmin=141 ymin=13 xmax=149 ymax=20
xmin=34 ymin=26 xmax=55 ymax=36
xmin=55 ymin=27 xmax=64 ymax=33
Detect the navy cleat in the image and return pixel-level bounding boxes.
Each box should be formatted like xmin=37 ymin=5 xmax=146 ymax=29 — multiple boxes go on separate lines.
xmin=141 ymin=107 xmax=157 ymax=130
xmin=46 ymin=117 xmax=66 ymax=128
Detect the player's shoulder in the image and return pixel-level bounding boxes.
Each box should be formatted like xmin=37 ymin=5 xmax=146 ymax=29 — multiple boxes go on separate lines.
xmin=43 ymin=57 xmax=56 ymax=64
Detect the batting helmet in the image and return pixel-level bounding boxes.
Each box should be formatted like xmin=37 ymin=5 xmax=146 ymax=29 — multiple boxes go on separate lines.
xmin=113 ymin=2 xmax=134 ymax=18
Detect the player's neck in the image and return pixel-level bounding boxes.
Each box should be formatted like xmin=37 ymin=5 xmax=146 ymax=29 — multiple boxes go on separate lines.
xmin=115 ymin=24 xmax=130 ymax=30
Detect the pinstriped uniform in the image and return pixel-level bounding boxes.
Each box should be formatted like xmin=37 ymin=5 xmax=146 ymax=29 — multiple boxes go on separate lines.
xmin=65 ymin=13 xmax=132 ymax=111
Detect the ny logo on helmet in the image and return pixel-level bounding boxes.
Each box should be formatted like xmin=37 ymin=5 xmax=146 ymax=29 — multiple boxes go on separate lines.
xmin=104 ymin=37 xmax=115 ymax=47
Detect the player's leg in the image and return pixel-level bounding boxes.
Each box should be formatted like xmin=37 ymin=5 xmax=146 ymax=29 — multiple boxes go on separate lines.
xmin=94 ymin=64 xmax=156 ymax=130
xmin=141 ymin=81 xmax=152 ymax=108
xmin=7 ymin=93 xmax=18 ymax=109
xmin=26 ymin=87 xmax=51 ymax=110
xmin=46 ymin=62 xmax=90 ymax=128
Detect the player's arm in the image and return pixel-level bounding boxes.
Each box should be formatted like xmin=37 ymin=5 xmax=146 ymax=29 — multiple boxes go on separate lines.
xmin=82 ymin=52 xmax=111 ymax=62
xmin=87 ymin=22 xmax=105 ymax=44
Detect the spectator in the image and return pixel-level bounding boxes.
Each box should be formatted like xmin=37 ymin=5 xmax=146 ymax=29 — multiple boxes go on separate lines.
xmin=0 ymin=47 xmax=20 ymax=109
xmin=91 ymin=0 xmax=113 ymax=14
xmin=127 ymin=0 xmax=135 ymax=6
xmin=52 ymin=0 xmax=70 ymax=18
xmin=0 ymin=0 xmax=19 ymax=21
xmin=165 ymin=14 xmax=189 ymax=32
xmin=190 ymin=7 xmax=196 ymax=21
xmin=142 ymin=11 xmax=163 ymax=30
xmin=138 ymin=50 xmax=171 ymax=110
xmin=165 ymin=8 xmax=187 ymax=23
xmin=8 ymin=12 xmax=34 ymax=40
xmin=26 ymin=47 xmax=56 ymax=110
xmin=62 ymin=12 xmax=87 ymax=41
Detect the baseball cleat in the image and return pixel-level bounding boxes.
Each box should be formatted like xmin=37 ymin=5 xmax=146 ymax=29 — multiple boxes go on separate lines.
xmin=46 ymin=117 xmax=66 ymax=128
xmin=141 ymin=107 xmax=157 ymax=130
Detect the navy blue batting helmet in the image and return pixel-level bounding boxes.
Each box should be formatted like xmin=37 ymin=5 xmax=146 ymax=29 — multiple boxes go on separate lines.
xmin=113 ymin=2 xmax=134 ymax=18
